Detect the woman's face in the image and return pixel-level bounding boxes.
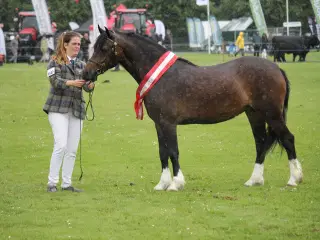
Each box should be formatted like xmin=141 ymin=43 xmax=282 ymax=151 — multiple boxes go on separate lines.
xmin=64 ymin=36 xmax=81 ymax=58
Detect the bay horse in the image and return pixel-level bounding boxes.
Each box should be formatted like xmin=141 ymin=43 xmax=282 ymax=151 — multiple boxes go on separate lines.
xmin=82 ymin=26 xmax=303 ymax=191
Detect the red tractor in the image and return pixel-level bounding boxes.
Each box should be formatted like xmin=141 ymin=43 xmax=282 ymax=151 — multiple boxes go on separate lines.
xmin=16 ymin=11 xmax=43 ymax=61
xmin=114 ymin=9 xmax=156 ymax=38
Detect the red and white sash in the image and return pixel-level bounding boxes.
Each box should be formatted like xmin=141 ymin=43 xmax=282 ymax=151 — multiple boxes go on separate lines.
xmin=134 ymin=51 xmax=178 ymax=120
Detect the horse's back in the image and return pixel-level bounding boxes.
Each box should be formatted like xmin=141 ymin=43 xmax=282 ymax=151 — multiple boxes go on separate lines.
xmin=146 ymin=56 xmax=285 ymax=124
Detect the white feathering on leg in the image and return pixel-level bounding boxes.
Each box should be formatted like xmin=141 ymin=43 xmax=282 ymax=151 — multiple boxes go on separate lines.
xmin=287 ymin=159 xmax=303 ymax=186
xmin=154 ymin=168 xmax=172 ymax=191
xmin=167 ymin=170 xmax=185 ymax=191
xmin=245 ymin=163 xmax=264 ymax=186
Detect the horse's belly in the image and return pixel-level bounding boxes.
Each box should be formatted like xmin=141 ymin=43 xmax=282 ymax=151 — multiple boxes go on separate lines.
xmin=176 ymin=103 xmax=247 ymax=125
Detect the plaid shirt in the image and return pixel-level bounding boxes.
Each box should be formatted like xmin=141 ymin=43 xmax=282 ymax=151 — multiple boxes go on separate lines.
xmin=43 ymin=58 xmax=93 ymax=120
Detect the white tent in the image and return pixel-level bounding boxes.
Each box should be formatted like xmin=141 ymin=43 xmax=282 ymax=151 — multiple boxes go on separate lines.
xmin=0 ymin=28 xmax=6 ymax=56
xmin=154 ymin=20 xmax=166 ymax=40
xmin=219 ymin=17 xmax=253 ymax=32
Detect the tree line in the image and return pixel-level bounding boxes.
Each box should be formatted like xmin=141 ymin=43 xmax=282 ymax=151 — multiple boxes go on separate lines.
xmin=0 ymin=0 xmax=315 ymax=38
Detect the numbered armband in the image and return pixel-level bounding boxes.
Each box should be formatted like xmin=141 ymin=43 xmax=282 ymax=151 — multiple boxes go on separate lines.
xmin=47 ymin=67 xmax=55 ymax=77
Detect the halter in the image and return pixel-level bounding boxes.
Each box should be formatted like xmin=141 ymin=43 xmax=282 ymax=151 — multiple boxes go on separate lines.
xmin=88 ymin=38 xmax=120 ymax=75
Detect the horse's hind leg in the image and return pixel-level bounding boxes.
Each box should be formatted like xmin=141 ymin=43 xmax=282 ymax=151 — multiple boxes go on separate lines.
xmin=154 ymin=123 xmax=185 ymax=191
xmin=244 ymin=109 xmax=269 ymax=186
xmin=267 ymin=118 xmax=303 ymax=186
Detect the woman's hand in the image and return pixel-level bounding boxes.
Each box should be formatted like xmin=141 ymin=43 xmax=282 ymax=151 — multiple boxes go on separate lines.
xmin=66 ymin=80 xmax=86 ymax=87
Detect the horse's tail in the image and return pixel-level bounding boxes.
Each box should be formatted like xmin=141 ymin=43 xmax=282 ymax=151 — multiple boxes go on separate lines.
xmin=280 ymin=68 xmax=290 ymax=123
xmin=266 ymin=68 xmax=290 ymax=153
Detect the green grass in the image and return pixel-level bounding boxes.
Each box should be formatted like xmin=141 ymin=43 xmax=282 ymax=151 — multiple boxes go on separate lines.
xmin=0 ymin=53 xmax=320 ymax=239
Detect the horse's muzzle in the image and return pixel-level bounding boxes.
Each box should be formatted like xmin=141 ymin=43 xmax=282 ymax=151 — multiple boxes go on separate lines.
xmin=83 ymin=69 xmax=98 ymax=82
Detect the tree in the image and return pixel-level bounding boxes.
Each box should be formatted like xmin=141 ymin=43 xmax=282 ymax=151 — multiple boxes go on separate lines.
xmin=0 ymin=0 xmax=315 ymax=38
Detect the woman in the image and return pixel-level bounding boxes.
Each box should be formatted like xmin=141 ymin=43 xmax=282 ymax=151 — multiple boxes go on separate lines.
xmin=235 ymin=32 xmax=245 ymax=57
xmin=43 ymin=31 xmax=94 ymax=192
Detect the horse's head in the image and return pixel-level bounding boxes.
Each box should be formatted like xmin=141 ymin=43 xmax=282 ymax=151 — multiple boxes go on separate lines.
xmin=83 ymin=26 xmax=122 ymax=82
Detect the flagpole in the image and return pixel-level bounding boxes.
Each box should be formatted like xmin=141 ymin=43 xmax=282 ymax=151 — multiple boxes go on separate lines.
xmin=286 ymin=0 xmax=289 ymax=36
xmin=207 ymin=0 xmax=211 ymax=54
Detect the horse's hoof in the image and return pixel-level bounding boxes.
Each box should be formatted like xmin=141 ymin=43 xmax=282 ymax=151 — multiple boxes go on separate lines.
xmin=244 ymin=178 xmax=264 ymax=187
xmin=287 ymin=175 xmax=302 ymax=186
xmin=154 ymin=168 xmax=172 ymax=191
xmin=166 ymin=181 xmax=183 ymax=191
xmin=287 ymin=159 xmax=303 ymax=186
xmin=166 ymin=183 xmax=179 ymax=191
xmin=166 ymin=176 xmax=185 ymax=191
xmin=287 ymin=178 xmax=298 ymax=187
xmin=245 ymin=164 xmax=264 ymax=187
xmin=154 ymin=182 xmax=171 ymax=191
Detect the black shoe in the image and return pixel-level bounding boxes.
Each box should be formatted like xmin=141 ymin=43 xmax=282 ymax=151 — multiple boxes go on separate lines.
xmin=61 ymin=186 xmax=83 ymax=192
xmin=47 ymin=185 xmax=58 ymax=192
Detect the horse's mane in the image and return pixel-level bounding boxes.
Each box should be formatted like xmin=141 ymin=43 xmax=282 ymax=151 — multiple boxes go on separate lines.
xmin=95 ymin=30 xmax=198 ymax=67
xmin=124 ymin=32 xmax=166 ymax=52
xmin=93 ymin=32 xmax=108 ymax=51
xmin=123 ymin=32 xmax=198 ymax=67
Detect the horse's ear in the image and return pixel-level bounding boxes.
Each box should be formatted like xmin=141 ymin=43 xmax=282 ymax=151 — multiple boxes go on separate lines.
xmin=98 ymin=25 xmax=103 ymax=34
xmin=105 ymin=27 xmax=111 ymax=38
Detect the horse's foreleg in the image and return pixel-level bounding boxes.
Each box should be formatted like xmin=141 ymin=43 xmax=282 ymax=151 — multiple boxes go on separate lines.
xmin=154 ymin=123 xmax=172 ymax=191
xmin=167 ymin=125 xmax=185 ymax=191
xmin=157 ymin=123 xmax=185 ymax=191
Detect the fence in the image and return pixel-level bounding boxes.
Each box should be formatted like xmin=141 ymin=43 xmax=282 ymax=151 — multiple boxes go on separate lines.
xmin=2 ymin=31 xmax=319 ymax=64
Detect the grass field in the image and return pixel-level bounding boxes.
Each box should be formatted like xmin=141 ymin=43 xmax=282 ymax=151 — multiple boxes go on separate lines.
xmin=0 ymin=53 xmax=320 ymax=240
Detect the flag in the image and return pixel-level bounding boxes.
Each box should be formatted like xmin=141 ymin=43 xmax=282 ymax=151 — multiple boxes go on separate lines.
xmin=31 ymin=0 xmax=54 ymax=51
xmin=209 ymin=16 xmax=222 ymax=45
xmin=249 ymin=0 xmax=268 ymax=36
xmin=311 ymin=0 xmax=320 ymax=25
xmin=89 ymin=0 xmax=107 ymax=42
xmin=196 ymin=0 xmax=208 ymax=6
xmin=0 ymin=28 xmax=6 ymax=56
xmin=193 ymin=18 xmax=205 ymax=47
xmin=186 ymin=18 xmax=198 ymax=48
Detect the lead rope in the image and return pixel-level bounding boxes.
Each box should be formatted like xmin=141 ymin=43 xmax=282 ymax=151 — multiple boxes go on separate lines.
xmin=79 ymin=88 xmax=95 ymax=182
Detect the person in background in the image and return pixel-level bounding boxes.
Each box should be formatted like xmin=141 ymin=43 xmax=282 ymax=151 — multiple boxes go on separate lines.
xmin=81 ymin=32 xmax=91 ymax=62
xmin=235 ymin=32 xmax=245 ymax=57
xmin=163 ymin=29 xmax=173 ymax=50
xmin=43 ymin=31 xmax=94 ymax=193
xmin=252 ymin=32 xmax=261 ymax=57
xmin=9 ymin=34 xmax=19 ymax=63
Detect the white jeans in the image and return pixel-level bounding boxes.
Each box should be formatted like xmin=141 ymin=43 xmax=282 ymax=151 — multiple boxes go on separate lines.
xmin=48 ymin=111 xmax=83 ymax=188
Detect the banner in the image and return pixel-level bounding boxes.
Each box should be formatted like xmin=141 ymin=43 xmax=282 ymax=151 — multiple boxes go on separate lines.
xmin=311 ymin=0 xmax=320 ymax=25
xmin=0 ymin=28 xmax=6 ymax=56
xmin=209 ymin=15 xmax=223 ymax=45
xmin=249 ymin=0 xmax=268 ymax=36
xmin=154 ymin=20 xmax=166 ymax=40
xmin=196 ymin=0 xmax=208 ymax=6
xmin=31 ymin=0 xmax=54 ymax=50
xmin=186 ymin=18 xmax=198 ymax=48
xmin=89 ymin=0 xmax=107 ymax=42
xmin=193 ymin=18 xmax=205 ymax=47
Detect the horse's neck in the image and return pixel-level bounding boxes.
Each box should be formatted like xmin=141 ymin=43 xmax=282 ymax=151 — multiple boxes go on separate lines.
xmin=119 ymin=38 xmax=165 ymax=84
xmin=119 ymin=55 xmax=140 ymax=81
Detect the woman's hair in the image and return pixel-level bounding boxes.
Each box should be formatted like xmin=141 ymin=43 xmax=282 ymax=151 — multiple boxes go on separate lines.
xmin=52 ymin=31 xmax=81 ymax=65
